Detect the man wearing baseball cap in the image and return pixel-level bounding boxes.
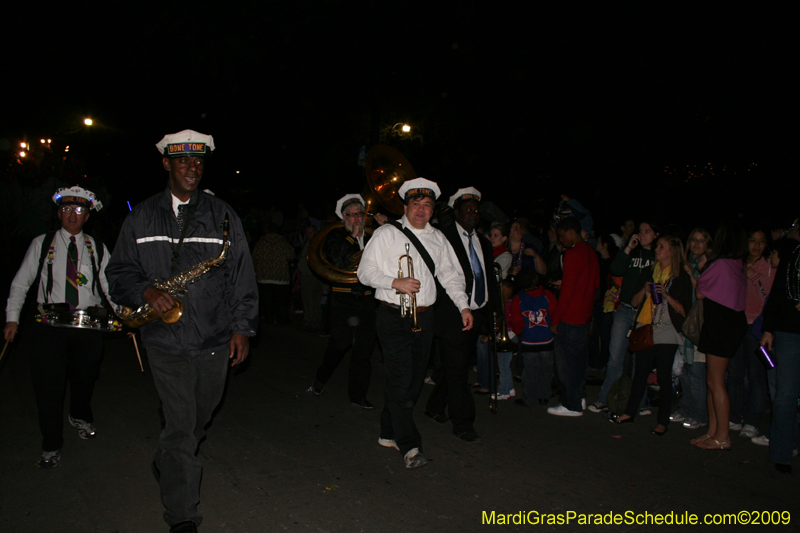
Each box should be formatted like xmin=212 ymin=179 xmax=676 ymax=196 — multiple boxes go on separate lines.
xmin=4 ymin=185 xmax=112 ymax=468
xmin=358 ymin=178 xmax=473 ymax=469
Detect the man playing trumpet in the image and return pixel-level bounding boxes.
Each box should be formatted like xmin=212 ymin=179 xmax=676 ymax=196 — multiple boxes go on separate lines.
xmin=358 ymin=178 xmax=473 ymax=469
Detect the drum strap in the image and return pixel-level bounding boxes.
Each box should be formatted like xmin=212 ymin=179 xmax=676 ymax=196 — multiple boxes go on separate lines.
xmin=35 ymin=232 xmax=108 ymax=304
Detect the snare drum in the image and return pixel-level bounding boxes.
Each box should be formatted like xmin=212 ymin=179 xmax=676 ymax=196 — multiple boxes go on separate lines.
xmin=37 ymin=305 xmax=122 ymax=331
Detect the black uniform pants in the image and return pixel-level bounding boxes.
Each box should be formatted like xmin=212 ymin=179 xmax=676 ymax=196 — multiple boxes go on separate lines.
xmin=29 ymin=322 xmax=104 ymax=451
xmin=376 ymin=304 xmax=435 ymax=456
xmin=426 ymin=308 xmax=486 ymax=434
xmin=315 ymin=292 xmax=378 ymax=402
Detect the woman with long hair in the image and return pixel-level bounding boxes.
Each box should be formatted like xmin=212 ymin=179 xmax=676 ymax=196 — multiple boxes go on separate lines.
xmin=671 ymin=228 xmax=712 ymax=430
xmin=488 ymin=222 xmax=513 ymax=279
xmin=610 ymin=236 xmax=692 ymax=434
xmin=727 ymin=227 xmax=774 ymax=437
xmin=691 ymin=223 xmax=748 ymax=450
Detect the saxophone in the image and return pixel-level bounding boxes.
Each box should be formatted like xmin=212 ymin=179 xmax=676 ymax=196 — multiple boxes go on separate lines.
xmin=117 ymin=215 xmax=231 ymax=328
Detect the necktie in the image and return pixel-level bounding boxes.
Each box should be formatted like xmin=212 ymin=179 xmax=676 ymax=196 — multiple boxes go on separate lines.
xmin=177 ymin=204 xmax=187 ymax=232
xmin=466 ymin=232 xmax=485 ymax=306
xmin=66 ymin=236 xmax=79 ymax=309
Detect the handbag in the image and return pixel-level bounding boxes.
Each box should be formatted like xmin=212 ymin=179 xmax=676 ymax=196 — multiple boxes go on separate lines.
xmin=681 ymin=299 xmax=704 ymax=346
xmin=628 ymin=324 xmax=654 ymax=352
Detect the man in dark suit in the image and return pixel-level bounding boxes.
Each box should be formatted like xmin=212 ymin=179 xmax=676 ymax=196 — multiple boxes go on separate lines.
xmin=425 ymin=187 xmax=499 ymax=443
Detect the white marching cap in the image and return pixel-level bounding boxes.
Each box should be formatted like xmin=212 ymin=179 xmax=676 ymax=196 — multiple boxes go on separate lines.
xmin=335 ymin=194 xmax=365 ymax=219
xmin=156 ymin=129 xmax=216 ymax=157
xmin=447 ymin=186 xmax=482 ymax=208
xmin=398 ymin=177 xmax=441 ymax=202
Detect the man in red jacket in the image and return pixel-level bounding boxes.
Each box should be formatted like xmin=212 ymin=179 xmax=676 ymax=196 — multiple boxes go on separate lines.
xmin=548 ymin=216 xmax=599 ymax=417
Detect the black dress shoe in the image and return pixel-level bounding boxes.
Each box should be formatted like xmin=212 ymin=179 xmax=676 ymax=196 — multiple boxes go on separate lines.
xmin=425 ymin=411 xmax=449 ymax=424
xmin=454 ymin=429 xmax=482 ymax=443
xmin=651 ymin=427 xmax=668 ymax=436
xmin=350 ymin=398 xmax=374 ymax=410
xmin=169 ymin=521 xmax=198 ymax=533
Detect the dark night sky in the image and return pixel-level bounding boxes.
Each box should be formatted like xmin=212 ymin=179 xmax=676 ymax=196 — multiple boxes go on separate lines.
xmin=2 ymin=3 xmax=794 ymax=231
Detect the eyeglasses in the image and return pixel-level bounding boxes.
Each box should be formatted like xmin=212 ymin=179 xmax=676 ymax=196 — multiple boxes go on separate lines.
xmin=59 ymin=205 xmax=87 ymax=215
xmin=344 ymin=212 xmax=365 ymax=219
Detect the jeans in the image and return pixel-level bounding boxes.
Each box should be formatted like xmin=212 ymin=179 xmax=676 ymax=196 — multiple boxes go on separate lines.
xmin=476 ymin=338 xmax=492 ymax=390
xmin=497 ymin=351 xmax=514 ymax=396
xmin=148 ymin=346 xmax=230 ymax=527
xmin=554 ymin=321 xmax=591 ymax=411
xmin=741 ymin=325 xmax=770 ymax=428
xmin=598 ymin=305 xmax=635 ymax=404
xmin=677 ymin=361 xmax=708 ymax=424
xmin=521 ymin=349 xmax=554 ymax=405
xmin=765 ymin=332 xmax=800 ymax=465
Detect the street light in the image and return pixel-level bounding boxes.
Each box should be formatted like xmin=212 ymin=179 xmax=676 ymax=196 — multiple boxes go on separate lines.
xmin=84 ymin=118 xmax=93 ymax=126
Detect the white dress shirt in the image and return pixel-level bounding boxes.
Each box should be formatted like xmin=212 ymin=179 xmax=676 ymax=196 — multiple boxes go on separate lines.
xmin=6 ymin=228 xmax=114 ymax=322
xmin=357 ymin=215 xmax=469 ymax=310
xmin=455 ymin=222 xmax=488 ymax=311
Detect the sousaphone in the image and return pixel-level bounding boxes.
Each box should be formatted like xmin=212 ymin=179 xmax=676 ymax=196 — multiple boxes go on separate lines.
xmin=307 ymin=145 xmax=416 ymax=284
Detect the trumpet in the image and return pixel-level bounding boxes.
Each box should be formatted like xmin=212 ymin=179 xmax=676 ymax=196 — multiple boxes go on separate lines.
xmin=396 ymin=243 xmax=422 ymax=332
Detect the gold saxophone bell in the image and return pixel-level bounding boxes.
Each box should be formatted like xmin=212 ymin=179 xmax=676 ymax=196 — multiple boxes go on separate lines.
xmin=396 ymin=243 xmax=421 ymax=333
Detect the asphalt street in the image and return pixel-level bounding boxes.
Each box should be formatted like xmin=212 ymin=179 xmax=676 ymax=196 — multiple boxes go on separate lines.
xmin=1 ymin=315 xmax=797 ymax=533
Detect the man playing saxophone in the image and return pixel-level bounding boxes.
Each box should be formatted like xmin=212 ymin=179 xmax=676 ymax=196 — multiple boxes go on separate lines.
xmin=358 ymin=178 xmax=473 ymax=469
xmin=106 ymin=130 xmax=258 ymax=533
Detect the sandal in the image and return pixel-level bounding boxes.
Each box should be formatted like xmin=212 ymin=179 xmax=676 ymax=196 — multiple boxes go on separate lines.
xmin=697 ymin=438 xmax=732 ymax=451
xmin=690 ymin=433 xmax=713 ymax=446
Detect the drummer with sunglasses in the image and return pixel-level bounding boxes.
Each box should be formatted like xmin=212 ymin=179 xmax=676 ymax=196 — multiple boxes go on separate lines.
xmin=4 ymin=186 xmax=113 ymax=468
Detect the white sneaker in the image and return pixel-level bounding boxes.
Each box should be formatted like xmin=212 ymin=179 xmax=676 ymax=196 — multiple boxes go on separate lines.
xmin=588 ymin=401 xmax=608 ymax=413
xmin=547 ymin=405 xmax=583 ymax=417
xmin=683 ymin=418 xmax=707 ymax=430
xmin=581 ymin=398 xmax=587 ymax=410
xmin=404 ymin=448 xmax=427 ymax=469
xmin=751 ymin=435 xmax=769 ymax=446
xmin=491 ymin=389 xmax=516 ymax=401
xmin=378 ymin=438 xmax=399 ymax=450
xmin=638 ymin=407 xmax=652 ymax=416
xmin=729 ymin=421 xmax=743 ymax=431
xmin=740 ymin=424 xmax=758 ymax=438
xmin=669 ymin=411 xmax=686 ymax=422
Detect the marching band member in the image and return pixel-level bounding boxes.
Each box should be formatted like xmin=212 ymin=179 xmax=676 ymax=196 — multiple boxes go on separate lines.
xmin=106 ymin=130 xmax=258 ymax=533
xmin=308 ymin=194 xmax=386 ymax=408
xmin=358 ymin=178 xmax=473 ymax=469
xmin=4 ymin=186 xmax=112 ymax=468
xmin=425 ymin=187 xmax=499 ymax=443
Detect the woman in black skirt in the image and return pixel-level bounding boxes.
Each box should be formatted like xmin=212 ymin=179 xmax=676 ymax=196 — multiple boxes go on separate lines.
xmin=692 ymin=223 xmax=748 ymax=450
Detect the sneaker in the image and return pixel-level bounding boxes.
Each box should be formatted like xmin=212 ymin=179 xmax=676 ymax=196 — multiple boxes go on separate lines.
xmin=424 ymin=376 xmax=435 ymax=385
xmin=36 ymin=449 xmax=61 ymax=468
xmin=68 ymin=415 xmax=96 ymax=439
xmin=740 ymin=424 xmax=758 ymax=438
xmin=547 ymin=405 xmax=583 ymax=417
xmin=581 ymin=398 xmax=587 ymax=410
xmin=729 ymin=421 xmax=743 ymax=431
xmin=378 ymin=438 xmax=399 ymax=450
xmin=751 ymin=435 xmax=770 ymax=446
xmin=491 ymin=388 xmax=516 ymax=400
xmin=307 ymin=379 xmax=324 ymax=396
xmin=683 ymin=418 xmax=707 ymax=430
xmin=638 ymin=407 xmax=652 ymax=416
xmin=669 ymin=411 xmax=686 ymax=422
xmin=404 ymin=448 xmax=427 ymax=469
xmin=587 ymin=401 xmax=608 ymax=413
xmin=350 ymin=398 xmax=374 ymax=410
